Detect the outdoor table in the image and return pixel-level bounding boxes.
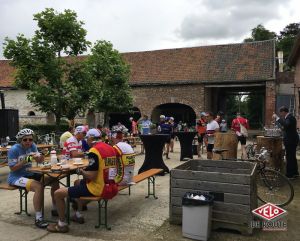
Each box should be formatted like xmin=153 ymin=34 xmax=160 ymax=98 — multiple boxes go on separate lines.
xmin=27 ymin=158 xmax=89 ymax=223
xmin=174 ymin=131 xmax=197 ymax=161
xmin=138 ymin=134 xmax=170 ymax=174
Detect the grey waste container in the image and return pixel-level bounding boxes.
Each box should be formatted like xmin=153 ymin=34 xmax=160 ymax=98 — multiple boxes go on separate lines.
xmin=182 ymin=192 xmax=214 ymax=241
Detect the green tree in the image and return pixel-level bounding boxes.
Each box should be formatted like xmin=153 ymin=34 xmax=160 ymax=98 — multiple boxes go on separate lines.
xmin=3 ymin=8 xmax=92 ymax=126
xmin=87 ymin=40 xmax=133 ymax=125
xmin=277 ymin=22 xmax=300 ymax=64
xmin=243 ymin=24 xmax=276 ymax=42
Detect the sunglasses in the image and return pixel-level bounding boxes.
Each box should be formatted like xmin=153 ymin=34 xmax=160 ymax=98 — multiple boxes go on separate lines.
xmin=22 ymin=138 xmax=33 ymax=142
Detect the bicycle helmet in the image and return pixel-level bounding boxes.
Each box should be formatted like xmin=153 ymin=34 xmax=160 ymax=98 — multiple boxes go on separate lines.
xmin=16 ymin=128 xmax=34 ymax=140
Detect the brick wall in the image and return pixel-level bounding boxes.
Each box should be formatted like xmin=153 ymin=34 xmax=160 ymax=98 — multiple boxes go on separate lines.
xmin=132 ymin=84 xmax=204 ymax=119
xmin=265 ymin=81 xmax=276 ymax=126
xmin=295 ymin=58 xmax=300 ymax=127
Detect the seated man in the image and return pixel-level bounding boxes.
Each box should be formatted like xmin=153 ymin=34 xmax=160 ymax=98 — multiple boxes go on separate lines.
xmin=7 ymin=128 xmax=59 ymax=229
xmin=112 ymin=131 xmax=135 ymax=186
xmin=82 ymin=128 xmax=101 ymax=152
xmin=47 ymin=141 xmax=118 ymax=233
xmin=59 ymin=126 xmax=74 ymax=148
xmin=62 ymin=126 xmax=86 ymax=159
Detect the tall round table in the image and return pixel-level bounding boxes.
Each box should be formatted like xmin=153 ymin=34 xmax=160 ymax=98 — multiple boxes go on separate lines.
xmin=138 ymin=134 xmax=170 ymax=174
xmin=174 ymin=131 xmax=197 ymax=161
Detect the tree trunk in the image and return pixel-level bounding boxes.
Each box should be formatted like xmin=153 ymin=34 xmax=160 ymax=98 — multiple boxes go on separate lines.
xmin=55 ymin=114 xmax=61 ymax=132
xmin=104 ymin=112 xmax=110 ymax=127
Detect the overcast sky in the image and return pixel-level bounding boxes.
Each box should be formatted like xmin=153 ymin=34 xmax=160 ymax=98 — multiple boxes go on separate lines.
xmin=1 ymin=0 xmax=299 ymax=59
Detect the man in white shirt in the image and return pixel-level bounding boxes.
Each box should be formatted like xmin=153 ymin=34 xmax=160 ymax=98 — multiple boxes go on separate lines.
xmin=205 ymin=111 xmax=220 ymax=159
xmin=62 ymin=126 xmax=86 ymax=159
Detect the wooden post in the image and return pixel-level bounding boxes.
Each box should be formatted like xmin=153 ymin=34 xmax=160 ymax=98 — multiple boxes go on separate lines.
xmin=256 ymin=136 xmax=283 ymax=170
xmin=213 ymin=132 xmax=238 ymax=160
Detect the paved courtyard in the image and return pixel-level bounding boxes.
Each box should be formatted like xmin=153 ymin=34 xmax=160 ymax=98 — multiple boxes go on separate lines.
xmin=0 ymin=140 xmax=299 ymax=241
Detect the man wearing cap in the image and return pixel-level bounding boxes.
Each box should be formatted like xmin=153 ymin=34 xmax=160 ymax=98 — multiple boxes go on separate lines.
xmin=62 ymin=126 xmax=86 ymax=159
xmin=112 ymin=131 xmax=135 ymax=185
xmin=48 ymin=138 xmax=118 ymax=233
xmin=82 ymin=128 xmax=102 ymax=152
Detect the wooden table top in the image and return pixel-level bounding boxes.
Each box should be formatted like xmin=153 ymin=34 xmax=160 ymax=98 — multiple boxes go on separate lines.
xmin=27 ymin=158 xmax=89 ymax=174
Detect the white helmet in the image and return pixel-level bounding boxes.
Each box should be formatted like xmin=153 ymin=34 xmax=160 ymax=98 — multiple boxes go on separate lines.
xmin=16 ymin=128 xmax=34 ymax=140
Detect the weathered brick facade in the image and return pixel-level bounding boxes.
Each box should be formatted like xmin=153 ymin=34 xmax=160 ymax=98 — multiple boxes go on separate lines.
xmin=265 ymin=81 xmax=276 ymax=125
xmin=0 ymin=40 xmax=278 ymax=128
xmin=132 ymin=84 xmax=205 ymax=118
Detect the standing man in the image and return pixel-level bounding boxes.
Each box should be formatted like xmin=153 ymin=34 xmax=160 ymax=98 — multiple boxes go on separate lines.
xmin=273 ymin=106 xmax=299 ymax=179
xmin=196 ymin=112 xmax=207 ymax=157
xmin=231 ymin=112 xmax=249 ymax=160
xmin=205 ymin=112 xmax=219 ymax=159
xmin=129 ymin=117 xmax=138 ymax=136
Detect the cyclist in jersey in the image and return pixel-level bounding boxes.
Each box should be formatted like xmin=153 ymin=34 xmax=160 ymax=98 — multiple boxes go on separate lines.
xmin=47 ymin=140 xmax=118 ymax=233
xmin=7 ymin=129 xmax=60 ymax=229
xmin=112 ymin=131 xmax=135 ymax=186
xmin=62 ymin=126 xmax=86 ymax=159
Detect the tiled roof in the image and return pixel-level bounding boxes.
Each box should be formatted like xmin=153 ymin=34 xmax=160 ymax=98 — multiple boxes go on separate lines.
xmin=0 ymin=40 xmax=275 ymax=88
xmin=122 ymin=40 xmax=275 ymax=84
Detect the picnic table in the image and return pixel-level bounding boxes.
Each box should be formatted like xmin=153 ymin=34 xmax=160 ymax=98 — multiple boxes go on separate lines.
xmin=27 ymin=158 xmax=89 ymax=223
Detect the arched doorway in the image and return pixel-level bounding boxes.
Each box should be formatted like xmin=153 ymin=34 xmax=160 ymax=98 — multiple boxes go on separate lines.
xmin=151 ymin=103 xmax=196 ymax=126
xmin=109 ymin=107 xmax=141 ymax=129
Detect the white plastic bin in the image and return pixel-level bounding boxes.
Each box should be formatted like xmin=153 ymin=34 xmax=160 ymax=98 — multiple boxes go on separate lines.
xmin=182 ymin=192 xmax=214 ymax=241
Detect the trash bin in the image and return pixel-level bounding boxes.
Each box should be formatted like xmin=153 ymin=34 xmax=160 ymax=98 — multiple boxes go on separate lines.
xmin=182 ymin=192 xmax=214 ymax=241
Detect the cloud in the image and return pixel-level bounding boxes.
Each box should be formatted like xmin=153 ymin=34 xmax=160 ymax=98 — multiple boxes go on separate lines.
xmin=177 ymin=0 xmax=286 ymax=41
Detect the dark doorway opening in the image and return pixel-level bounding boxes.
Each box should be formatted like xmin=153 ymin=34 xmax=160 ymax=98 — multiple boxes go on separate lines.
xmin=206 ymin=85 xmax=265 ymax=129
xmin=109 ymin=107 xmax=141 ymax=129
xmin=151 ymin=103 xmax=196 ymax=126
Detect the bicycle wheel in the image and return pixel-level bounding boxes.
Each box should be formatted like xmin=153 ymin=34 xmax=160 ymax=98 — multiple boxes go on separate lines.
xmin=256 ymin=168 xmax=294 ymax=207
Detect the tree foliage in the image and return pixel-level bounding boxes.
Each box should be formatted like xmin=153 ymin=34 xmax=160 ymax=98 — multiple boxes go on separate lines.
xmin=3 ymin=8 xmax=133 ymax=127
xmin=3 ymin=8 xmax=92 ymax=126
xmin=277 ymin=23 xmax=300 ymax=63
xmin=244 ymin=23 xmax=300 ymax=67
xmin=86 ymin=40 xmax=133 ymax=124
xmin=243 ymin=24 xmax=276 ymax=42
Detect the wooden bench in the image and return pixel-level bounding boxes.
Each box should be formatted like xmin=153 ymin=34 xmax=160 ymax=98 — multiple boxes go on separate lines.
xmin=80 ymin=168 xmax=163 ymax=229
xmin=0 ymin=172 xmax=68 ymax=216
xmin=0 ymin=183 xmax=30 ymax=216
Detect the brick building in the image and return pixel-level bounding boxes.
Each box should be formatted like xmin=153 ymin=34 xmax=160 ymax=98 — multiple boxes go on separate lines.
xmin=288 ymin=32 xmax=300 ymax=126
xmin=0 ymin=40 xmax=277 ymax=128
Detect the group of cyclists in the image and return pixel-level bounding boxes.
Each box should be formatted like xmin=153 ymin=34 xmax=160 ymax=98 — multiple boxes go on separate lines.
xmin=6 ymin=125 xmax=135 ymax=233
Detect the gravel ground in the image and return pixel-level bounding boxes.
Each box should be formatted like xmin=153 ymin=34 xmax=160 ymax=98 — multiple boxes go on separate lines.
xmin=0 ymin=140 xmax=299 ymax=241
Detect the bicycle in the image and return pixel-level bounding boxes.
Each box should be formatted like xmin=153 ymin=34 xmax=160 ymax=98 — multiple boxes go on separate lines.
xmin=213 ymin=147 xmax=294 ymax=207
xmin=245 ymin=142 xmax=257 ymax=159
xmin=253 ymin=148 xmax=294 ymax=207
